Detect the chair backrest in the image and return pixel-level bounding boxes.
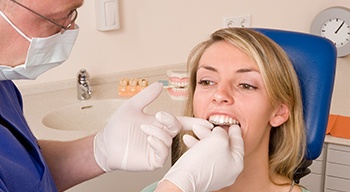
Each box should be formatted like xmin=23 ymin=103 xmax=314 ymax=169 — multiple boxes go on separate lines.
xmin=255 ymin=28 xmax=337 ymax=160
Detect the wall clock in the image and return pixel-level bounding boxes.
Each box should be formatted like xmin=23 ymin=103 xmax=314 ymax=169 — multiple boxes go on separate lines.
xmin=311 ymin=7 xmax=350 ymax=57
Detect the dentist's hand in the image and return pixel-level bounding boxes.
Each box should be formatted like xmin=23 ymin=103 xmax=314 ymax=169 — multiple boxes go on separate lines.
xmin=160 ymin=125 xmax=244 ymax=192
xmin=93 ymin=82 xmax=212 ymax=172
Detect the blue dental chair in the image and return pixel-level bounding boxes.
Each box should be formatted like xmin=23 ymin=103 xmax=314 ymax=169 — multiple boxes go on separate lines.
xmin=255 ymin=28 xmax=337 ymax=160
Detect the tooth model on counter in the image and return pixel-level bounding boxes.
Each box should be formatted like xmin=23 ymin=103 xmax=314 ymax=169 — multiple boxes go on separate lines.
xmin=118 ymin=78 xmax=148 ymax=97
xmin=165 ymin=69 xmax=189 ymax=100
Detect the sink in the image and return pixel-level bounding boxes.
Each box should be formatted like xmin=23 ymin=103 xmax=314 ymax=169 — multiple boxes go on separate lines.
xmin=42 ymin=99 xmax=126 ymax=131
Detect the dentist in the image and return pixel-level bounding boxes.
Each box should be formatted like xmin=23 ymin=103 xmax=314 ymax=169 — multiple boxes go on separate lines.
xmin=0 ymin=0 xmax=244 ymax=191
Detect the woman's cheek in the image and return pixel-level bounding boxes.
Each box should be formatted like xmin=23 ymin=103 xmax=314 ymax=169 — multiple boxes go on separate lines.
xmin=193 ymin=92 xmax=210 ymax=115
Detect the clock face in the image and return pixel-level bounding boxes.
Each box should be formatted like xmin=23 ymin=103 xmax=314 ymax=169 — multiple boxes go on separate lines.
xmin=321 ymin=18 xmax=350 ymax=48
xmin=311 ymin=7 xmax=350 ymax=57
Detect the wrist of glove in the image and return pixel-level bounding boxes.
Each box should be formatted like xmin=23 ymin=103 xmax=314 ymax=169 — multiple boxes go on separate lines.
xmin=93 ymin=82 xmax=213 ymax=172
xmin=162 ymin=125 xmax=244 ymax=192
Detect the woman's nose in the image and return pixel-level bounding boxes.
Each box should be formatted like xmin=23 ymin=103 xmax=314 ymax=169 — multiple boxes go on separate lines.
xmin=212 ymin=85 xmax=234 ymax=104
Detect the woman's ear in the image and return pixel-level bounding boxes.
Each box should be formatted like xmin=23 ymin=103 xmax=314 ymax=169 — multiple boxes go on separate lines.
xmin=270 ymin=104 xmax=289 ymax=127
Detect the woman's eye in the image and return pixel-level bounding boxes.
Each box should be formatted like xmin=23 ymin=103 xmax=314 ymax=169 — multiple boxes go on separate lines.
xmin=198 ymin=80 xmax=215 ymax=86
xmin=239 ymin=83 xmax=257 ymax=90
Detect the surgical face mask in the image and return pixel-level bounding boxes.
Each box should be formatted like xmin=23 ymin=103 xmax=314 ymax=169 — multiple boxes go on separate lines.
xmin=0 ymin=11 xmax=79 ymax=80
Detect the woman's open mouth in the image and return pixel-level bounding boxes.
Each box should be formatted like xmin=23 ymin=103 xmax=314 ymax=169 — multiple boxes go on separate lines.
xmin=208 ymin=115 xmax=240 ymax=127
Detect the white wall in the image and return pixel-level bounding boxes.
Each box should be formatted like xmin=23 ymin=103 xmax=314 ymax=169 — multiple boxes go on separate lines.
xmin=15 ymin=0 xmax=350 ymax=115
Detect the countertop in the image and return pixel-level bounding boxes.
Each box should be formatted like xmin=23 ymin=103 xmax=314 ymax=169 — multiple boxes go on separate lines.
xmin=20 ymin=64 xmax=187 ymax=141
xmin=22 ymin=80 xmax=186 ymax=141
xmin=325 ymin=134 xmax=350 ymax=146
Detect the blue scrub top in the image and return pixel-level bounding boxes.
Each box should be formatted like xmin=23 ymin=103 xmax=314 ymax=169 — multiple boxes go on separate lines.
xmin=0 ymin=80 xmax=57 ymax=192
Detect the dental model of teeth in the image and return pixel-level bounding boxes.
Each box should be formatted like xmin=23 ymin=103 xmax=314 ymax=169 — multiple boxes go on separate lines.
xmin=118 ymin=78 xmax=148 ymax=97
xmin=166 ymin=69 xmax=189 ymax=100
xmin=209 ymin=115 xmax=240 ymax=126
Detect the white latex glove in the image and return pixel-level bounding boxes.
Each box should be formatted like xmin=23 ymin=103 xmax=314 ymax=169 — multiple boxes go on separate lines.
xmin=94 ymin=82 xmax=213 ymax=172
xmin=162 ymin=125 xmax=244 ymax=192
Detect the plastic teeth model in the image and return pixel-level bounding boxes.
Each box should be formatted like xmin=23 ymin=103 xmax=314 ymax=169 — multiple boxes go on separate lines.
xmin=165 ymin=69 xmax=189 ymax=100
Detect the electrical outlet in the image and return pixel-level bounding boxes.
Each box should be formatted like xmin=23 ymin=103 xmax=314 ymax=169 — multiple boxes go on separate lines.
xmin=223 ymin=15 xmax=251 ymax=28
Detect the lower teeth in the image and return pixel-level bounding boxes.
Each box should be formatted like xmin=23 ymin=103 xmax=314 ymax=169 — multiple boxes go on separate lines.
xmin=210 ymin=121 xmax=240 ymax=127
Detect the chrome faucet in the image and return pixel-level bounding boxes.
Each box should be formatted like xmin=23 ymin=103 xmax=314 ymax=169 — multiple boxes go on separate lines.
xmin=77 ymin=69 xmax=92 ymax=100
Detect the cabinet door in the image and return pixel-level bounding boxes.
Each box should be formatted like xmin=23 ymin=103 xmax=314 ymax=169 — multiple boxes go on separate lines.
xmin=325 ymin=144 xmax=350 ymax=192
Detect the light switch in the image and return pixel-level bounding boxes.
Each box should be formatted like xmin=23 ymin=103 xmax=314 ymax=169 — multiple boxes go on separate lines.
xmin=95 ymin=0 xmax=119 ymax=31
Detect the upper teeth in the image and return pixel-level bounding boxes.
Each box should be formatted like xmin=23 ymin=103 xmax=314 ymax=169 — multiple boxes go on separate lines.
xmin=209 ymin=115 xmax=239 ymax=126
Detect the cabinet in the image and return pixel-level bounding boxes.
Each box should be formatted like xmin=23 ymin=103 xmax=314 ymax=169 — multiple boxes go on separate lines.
xmin=324 ymin=144 xmax=350 ymax=192
xmin=300 ymin=142 xmax=350 ymax=192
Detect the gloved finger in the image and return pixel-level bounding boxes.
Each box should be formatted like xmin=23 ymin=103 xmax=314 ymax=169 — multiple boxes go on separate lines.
xmin=228 ymin=125 xmax=244 ymax=163
xmin=185 ymin=127 xmax=226 ymax=149
xmin=124 ymin=82 xmax=163 ymax=110
xmin=176 ymin=116 xmax=214 ymax=131
xmin=141 ymin=124 xmax=172 ymax=147
xmin=183 ymin=134 xmax=199 ymax=148
xmin=212 ymin=126 xmax=230 ymax=138
xmin=155 ymin=111 xmax=182 ymax=137
xmin=192 ymin=124 xmax=213 ymax=139
xmin=147 ymin=136 xmax=169 ymax=168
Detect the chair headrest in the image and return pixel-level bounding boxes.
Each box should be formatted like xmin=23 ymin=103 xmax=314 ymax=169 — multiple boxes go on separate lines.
xmin=255 ymin=28 xmax=337 ymax=159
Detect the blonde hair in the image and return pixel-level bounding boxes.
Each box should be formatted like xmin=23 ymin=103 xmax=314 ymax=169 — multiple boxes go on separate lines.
xmin=172 ymin=28 xmax=306 ymax=181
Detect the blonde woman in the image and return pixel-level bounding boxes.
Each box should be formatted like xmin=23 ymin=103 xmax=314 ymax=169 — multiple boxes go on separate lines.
xmin=144 ymin=28 xmax=310 ymax=192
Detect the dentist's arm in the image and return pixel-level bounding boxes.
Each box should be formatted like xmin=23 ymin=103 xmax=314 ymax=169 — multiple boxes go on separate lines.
xmin=39 ymin=136 xmax=101 ymax=191
xmin=156 ymin=125 xmax=244 ymax=192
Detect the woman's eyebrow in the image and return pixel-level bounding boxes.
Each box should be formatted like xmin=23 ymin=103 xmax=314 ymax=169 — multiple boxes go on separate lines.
xmin=236 ymin=68 xmax=258 ymax=73
xmin=198 ymin=65 xmax=258 ymax=74
xmin=197 ymin=65 xmax=218 ymax=72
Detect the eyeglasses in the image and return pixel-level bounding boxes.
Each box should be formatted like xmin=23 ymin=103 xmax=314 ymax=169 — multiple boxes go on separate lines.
xmin=10 ymin=0 xmax=78 ymax=34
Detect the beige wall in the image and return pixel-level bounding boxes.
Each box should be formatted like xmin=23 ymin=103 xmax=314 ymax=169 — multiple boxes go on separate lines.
xmin=15 ymin=0 xmax=350 ymax=115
